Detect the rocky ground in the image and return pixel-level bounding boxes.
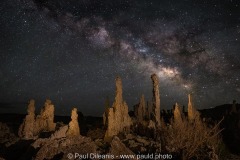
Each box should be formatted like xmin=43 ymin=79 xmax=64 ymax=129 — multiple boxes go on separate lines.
xmin=0 ymin=116 xmax=240 ymax=160
xmin=0 ymin=101 xmax=240 ymax=160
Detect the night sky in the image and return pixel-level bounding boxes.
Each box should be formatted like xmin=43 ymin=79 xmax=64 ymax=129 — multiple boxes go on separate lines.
xmin=0 ymin=0 xmax=240 ymax=116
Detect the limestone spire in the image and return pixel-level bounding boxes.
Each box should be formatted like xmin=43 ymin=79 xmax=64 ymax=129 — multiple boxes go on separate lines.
xmin=105 ymin=96 xmax=110 ymax=110
xmin=43 ymin=99 xmax=56 ymax=131
xmin=188 ymin=94 xmax=194 ymax=120
xmin=104 ymin=76 xmax=132 ymax=142
xmin=151 ymin=74 xmax=160 ymax=126
xmin=173 ymin=103 xmax=183 ymax=124
xmin=187 ymin=94 xmax=199 ymax=121
xmin=188 ymin=94 xmax=193 ymax=105
xmin=27 ymin=99 xmax=35 ymax=116
xmin=114 ymin=76 xmax=123 ymax=105
xmin=18 ymin=99 xmax=36 ymax=139
xmin=134 ymin=94 xmax=146 ymax=122
xmin=35 ymin=99 xmax=56 ymax=134
xmin=66 ymin=108 xmax=80 ymax=137
xmin=146 ymin=101 xmax=152 ymax=120
xmin=103 ymin=97 xmax=110 ymax=127
xmin=230 ymin=100 xmax=237 ymax=114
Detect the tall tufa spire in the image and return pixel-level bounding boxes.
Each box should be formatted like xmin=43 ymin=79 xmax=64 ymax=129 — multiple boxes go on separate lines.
xmin=187 ymin=94 xmax=199 ymax=121
xmin=151 ymin=74 xmax=161 ymax=126
xmin=104 ymin=76 xmax=132 ymax=142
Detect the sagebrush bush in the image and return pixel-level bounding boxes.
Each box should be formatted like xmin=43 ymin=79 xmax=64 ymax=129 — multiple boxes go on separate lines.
xmin=161 ymin=113 xmax=223 ymax=160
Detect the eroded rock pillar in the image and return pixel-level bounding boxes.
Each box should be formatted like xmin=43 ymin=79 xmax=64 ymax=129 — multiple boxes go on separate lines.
xmin=35 ymin=99 xmax=56 ymax=134
xmin=18 ymin=99 xmax=36 ymax=139
xmin=187 ymin=94 xmax=200 ymax=121
xmin=134 ymin=95 xmax=146 ymax=122
xmin=66 ymin=108 xmax=80 ymax=137
xmin=104 ymin=76 xmax=132 ymax=141
xmin=173 ymin=103 xmax=183 ymax=124
xmin=151 ymin=74 xmax=160 ymax=126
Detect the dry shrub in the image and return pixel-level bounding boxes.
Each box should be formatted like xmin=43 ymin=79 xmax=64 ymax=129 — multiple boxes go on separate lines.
xmin=161 ymin=115 xmax=223 ymax=160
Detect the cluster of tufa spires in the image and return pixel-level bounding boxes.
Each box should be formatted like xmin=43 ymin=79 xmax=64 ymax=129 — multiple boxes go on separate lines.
xmin=19 ymin=73 xmax=201 ymax=143
xmin=103 ymin=74 xmax=161 ymax=141
xmin=102 ymin=74 xmax=201 ymax=141
xmin=18 ymin=99 xmax=56 ymax=139
xmin=173 ymin=94 xmax=200 ymax=124
xmin=18 ymin=100 xmax=80 ymax=139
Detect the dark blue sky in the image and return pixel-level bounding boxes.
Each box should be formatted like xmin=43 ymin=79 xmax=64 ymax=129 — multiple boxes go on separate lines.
xmin=0 ymin=0 xmax=240 ymax=116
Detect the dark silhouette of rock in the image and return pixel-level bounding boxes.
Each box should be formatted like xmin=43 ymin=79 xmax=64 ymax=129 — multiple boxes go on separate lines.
xmin=230 ymin=100 xmax=237 ymax=114
xmin=104 ymin=77 xmax=132 ymax=142
xmin=18 ymin=99 xmax=36 ymax=139
xmin=182 ymin=105 xmax=185 ymax=113
xmin=146 ymin=101 xmax=153 ymax=120
xmin=134 ymin=95 xmax=146 ymax=122
xmin=0 ymin=122 xmax=19 ymax=147
xmin=151 ymin=74 xmax=160 ymax=126
xmin=87 ymin=128 xmax=105 ymax=140
xmin=103 ymin=97 xmax=110 ymax=127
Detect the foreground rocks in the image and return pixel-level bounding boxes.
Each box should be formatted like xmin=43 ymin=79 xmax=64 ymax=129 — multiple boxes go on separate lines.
xmin=2 ymin=73 xmax=239 ymax=159
xmin=108 ymin=136 xmax=137 ymax=160
xmin=0 ymin=122 xmax=19 ymax=147
xmin=122 ymin=133 xmax=161 ymax=154
xmin=31 ymin=124 xmax=97 ymax=160
xmin=35 ymin=136 xmax=97 ymax=160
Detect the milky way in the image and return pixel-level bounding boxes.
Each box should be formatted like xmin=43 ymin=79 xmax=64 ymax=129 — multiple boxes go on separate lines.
xmin=0 ymin=0 xmax=240 ymax=115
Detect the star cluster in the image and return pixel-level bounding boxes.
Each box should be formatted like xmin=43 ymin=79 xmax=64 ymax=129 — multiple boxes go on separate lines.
xmin=0 ymin=0 xmax=240 ymax=115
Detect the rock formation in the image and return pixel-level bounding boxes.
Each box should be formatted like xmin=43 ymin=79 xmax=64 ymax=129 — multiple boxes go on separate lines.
xmin=18 ymin=99 xmax=36 ymax=139
xmin=134 ymin=95 xmax=146 ymax=122
xmin=0 ymin=122 xmax=19 ymax=147
xmin=104 ymin=76 xmax=132 ymax=142
xmin=108 ymin=136 xmax=137 ymax=160
xmin=35 ymin=136 xmax=97 ymax=160
xmin=66 ymin=108 xmax=80 ymax=137
xmin=35 ymin=99 xmax=56 ymax=134
xmin=230 ymin=100 xmax=237 ymax=114
xmin=151 ymin=74 xmax=161 ymax=126
xmin=87 ymin=128 xmax=105 ymax=140
xmin=182 ymin=105 xmax=185 ymax=113
xmin=173 ymin=103 xmax=183 ymax=124
xmin=122 ymin=134 xmax=161 ymax=154
xmin=146 ymin=101 xmax=153 ymax=120
xmin=50 ymin=125 xmax=68 ymax=140
xmin=187 ymin=94 xmax=199 ymax=121
xmin=103 ymin=97 xmax=110 ymax=127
